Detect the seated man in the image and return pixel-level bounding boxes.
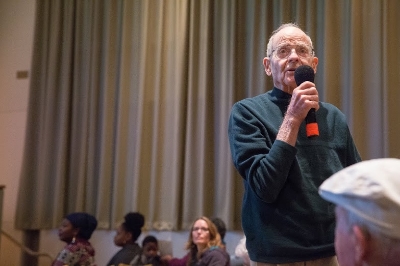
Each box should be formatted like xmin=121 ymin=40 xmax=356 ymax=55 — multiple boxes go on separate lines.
xmin=319 ymin=158 xmax=400 ymax=266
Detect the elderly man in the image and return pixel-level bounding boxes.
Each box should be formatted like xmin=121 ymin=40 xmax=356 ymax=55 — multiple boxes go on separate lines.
xmin=319 ymin=158 xmax=400 ymax=266
xmin=228 ymin=23 xmax=361 ymax=265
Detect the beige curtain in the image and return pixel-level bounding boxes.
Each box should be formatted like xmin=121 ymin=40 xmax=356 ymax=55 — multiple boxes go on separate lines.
xmin=16 ymin=0 xmax=400 ymax=231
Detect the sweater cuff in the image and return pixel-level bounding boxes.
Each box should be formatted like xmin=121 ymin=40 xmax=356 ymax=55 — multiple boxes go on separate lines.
xmin=270 ymin=140 xmax=297 ymax=162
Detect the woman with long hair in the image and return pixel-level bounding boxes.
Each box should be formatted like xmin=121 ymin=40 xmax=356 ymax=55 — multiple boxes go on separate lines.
xmin=184 ymin=216 xmax=230 ymax=266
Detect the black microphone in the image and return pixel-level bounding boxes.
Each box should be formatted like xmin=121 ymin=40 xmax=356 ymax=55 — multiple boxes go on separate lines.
xmin=294 ymin=65 xmax=319 ymax=138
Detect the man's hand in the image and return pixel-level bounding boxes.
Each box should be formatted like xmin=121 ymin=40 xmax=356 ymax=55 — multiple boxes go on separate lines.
xmin=287 ymin=81 xmax=319 ymax=122
xmin=276 ymin=81 xmax=319 ymax=146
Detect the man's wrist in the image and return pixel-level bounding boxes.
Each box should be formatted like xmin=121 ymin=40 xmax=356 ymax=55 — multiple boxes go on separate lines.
xmin=276 ymin=115 xmax=300 ymax=146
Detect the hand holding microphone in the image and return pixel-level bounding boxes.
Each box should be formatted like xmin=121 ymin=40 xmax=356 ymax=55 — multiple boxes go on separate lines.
xmin=294 ymin=65 xmax=319 ymax=138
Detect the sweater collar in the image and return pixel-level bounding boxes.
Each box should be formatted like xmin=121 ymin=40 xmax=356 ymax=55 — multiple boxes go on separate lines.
xmin=270 ymin=87 xmax=291 ymax=107
xmin=271 ymin=87 xmax=291 ymax=99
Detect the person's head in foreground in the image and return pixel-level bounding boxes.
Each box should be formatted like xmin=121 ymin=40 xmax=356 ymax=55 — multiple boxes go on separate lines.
xmin=319 ymin=158 xmax=400 ymax=266
xmin=58 ymin=212 xmax=98 ymax=243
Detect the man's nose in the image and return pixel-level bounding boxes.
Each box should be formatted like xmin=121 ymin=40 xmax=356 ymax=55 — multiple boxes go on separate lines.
xmin=287 ymin=48 xmax=300 ymax=61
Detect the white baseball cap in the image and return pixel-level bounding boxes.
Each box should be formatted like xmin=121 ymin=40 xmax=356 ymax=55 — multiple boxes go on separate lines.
xmin=319 ymin=158 xmax=400 ymax=239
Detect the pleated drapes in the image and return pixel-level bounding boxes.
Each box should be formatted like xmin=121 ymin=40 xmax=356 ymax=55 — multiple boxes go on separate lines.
xmin=16 ymin=0 xmax=400 ymax=231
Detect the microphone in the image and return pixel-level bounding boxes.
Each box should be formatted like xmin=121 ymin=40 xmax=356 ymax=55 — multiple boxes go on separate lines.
xmin=294 ymin=65 xmax=319 ymax=138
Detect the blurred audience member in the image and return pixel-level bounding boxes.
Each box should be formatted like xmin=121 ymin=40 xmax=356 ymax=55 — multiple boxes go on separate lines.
xmin=107 ymin=212 xmax=145 ymax=266
xmin=165 ymin=216 xmax=229 ymax=266
xmin=133 ymin=235 xmax=168 ymax=266
xmin=52 ymin=212 xmax=97 ymax=266
xmin=211 ymin=217 xmax=227 ymax=248
xmin=234 ymin=236 xmax=250 ymax=266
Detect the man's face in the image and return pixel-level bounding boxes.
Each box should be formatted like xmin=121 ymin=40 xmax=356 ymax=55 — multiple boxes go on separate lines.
xmin=263 ymin=26 xmax=318 ymax=94
xmin=335 ymin=206 xmax=358 ymax=266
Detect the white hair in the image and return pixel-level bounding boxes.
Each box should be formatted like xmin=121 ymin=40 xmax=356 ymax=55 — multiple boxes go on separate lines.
xmin=339 ymin=206 xmax=400 ymax=259
xmin=266 ymin=23 xmax=313 ymax=57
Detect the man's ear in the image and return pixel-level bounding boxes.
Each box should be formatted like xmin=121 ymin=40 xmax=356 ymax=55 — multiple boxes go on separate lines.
xmin=263 ymin=57 xmax=272 ymax=76
xmin=311 ymin=56 xmax=318 ymax=73
xmin=352 ymin=225 xmax=369 ymax=263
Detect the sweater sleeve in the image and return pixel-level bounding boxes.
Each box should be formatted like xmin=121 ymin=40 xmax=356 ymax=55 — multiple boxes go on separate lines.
xmin=228 ymin=101 xmax=297 ymax=203
xmin=345 ymin=124 xmax=362 ymax=165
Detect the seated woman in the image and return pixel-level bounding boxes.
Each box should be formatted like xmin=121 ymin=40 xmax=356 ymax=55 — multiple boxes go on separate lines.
xmin=106 ymin=212 xmax=145 ymax=266
xmin=167 ymin=216 xmax=230 ymax=266
xmin=52 ymin=212 xmax=98 ymax=266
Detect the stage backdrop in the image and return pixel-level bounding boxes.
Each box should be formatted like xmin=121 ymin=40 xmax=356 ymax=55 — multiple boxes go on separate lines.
xmin=16 ymin=0 xmax=400 ymax=231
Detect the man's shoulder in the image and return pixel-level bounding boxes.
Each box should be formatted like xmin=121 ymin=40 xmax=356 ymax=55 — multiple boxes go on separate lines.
xmin=232 ymin=92 xmax=271 ymax=111
xmin=319 ymin=102 xmax=346 ymax=118
xmin=320 ymin=101 xmax=340 ymax=110
xmin=237 ymin=92 xmax=270 ymax=104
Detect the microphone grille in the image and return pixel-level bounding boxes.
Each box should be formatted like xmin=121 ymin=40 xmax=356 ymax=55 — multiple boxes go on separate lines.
xmin=294 ymin=65 xmax=315 ymax=86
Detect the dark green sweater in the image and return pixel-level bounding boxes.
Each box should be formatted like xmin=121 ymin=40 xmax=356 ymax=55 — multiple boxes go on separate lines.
xmin=228 ymin=88 xmax=361 ymax=263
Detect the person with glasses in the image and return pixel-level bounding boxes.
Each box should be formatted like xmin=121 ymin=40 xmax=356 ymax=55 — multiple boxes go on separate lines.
xmin=164 ymin=216 xmax=229 ymax=266
xmin=228 ymin=23 xmax=361 ymax=266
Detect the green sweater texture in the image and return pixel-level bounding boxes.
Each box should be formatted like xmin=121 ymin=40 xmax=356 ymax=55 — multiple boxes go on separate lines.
xmin=228 ymin=87 xmax=361 ymax=263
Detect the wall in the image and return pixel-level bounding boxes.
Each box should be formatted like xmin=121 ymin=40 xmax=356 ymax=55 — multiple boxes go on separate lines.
xmin=0 ymin=0 xmax=35 ymax=265
xmin=0 ymin=2 xmax=244 ymax=265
